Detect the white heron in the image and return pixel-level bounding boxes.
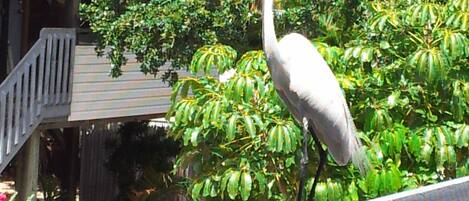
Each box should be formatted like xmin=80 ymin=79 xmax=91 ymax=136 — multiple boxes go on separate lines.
xmin=261 ymin=0 xmax=368 ymax=200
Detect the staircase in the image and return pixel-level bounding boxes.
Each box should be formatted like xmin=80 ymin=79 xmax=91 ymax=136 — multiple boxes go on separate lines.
xmin=0 ymin=28 xmax=76 ymax=172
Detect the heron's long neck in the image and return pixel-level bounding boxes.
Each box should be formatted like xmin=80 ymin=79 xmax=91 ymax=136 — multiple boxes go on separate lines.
xmin=262 ymin=0 xmax=281 ymax=62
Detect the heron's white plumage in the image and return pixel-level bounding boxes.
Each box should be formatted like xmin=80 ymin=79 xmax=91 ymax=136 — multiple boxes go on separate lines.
xmin=275 ymin=33 xmax=353 ymax=165
xmin=262 ymin=0 xmax=367 ymax=171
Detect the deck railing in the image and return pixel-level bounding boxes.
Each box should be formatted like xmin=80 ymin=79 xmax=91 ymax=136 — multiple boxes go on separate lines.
xmin=370 ymin=176 xmax=469 ymax=201
xmin=0 ymin=28 xmax=76 ymax=172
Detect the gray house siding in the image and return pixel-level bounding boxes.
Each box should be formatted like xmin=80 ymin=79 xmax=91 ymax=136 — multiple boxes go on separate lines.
xmin=69 ymin=45 xmax=186 ymax=121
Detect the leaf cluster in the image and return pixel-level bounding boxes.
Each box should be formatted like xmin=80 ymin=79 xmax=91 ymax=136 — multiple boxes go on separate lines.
xmin=168 ymin=46 xmax=307 ymax=200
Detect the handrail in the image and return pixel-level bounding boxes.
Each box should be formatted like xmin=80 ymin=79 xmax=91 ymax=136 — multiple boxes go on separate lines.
xmin=369 ymin=176 xmax=469 ymax=201
xmin=0 ymin=28 xmax=76 ymax=172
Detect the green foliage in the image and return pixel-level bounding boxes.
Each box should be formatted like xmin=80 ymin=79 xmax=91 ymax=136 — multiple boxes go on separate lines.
xmin=80 ymin=0 xmax=360 ymax=76
xmin=167 ymin=1 xmax=468 ymax=200
xmin=169 ymin=48 xmax=307 ymax=200
xmin=39 ymin=175 xmax=62 ymax=201
xmin=80 ymin=0 xmax=256 ymax=76
xmin=4 ymin=193 xmax=34 ymax=201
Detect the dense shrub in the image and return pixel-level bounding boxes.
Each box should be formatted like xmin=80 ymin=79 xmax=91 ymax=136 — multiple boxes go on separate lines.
xmin=105 ymin=122 xmax=182 ymax=201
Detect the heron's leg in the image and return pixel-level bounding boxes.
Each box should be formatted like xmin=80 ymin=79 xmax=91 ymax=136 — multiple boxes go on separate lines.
xmin=308 ymin=132 xmax=327 ymax=201
xmin=297 ymin=118 xmax=309 ymax=201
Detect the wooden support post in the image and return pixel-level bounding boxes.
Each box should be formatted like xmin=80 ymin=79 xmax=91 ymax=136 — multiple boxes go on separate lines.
xmin=80 ymin=124 xmax=119 ymax=201
xmin=15 ymin=130 xmax=40 ymax=201
xmin=59 ymin=127 xmax=80 ymax=200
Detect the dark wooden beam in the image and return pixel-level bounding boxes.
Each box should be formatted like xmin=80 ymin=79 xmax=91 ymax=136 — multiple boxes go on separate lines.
xmin=59 ymin=127 xmax=80 ymax=200
xmin=20 ymin=0 xmax=30 ymax=56
xmin=7 ymin=0 xmax=22 ymax=70
xmin=0 ymin=0 xmax=9 ymax=81
xmin=38 ymin=113 xmax=167 ymax=130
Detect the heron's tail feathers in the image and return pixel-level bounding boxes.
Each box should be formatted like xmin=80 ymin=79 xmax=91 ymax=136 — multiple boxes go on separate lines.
xmin=350 ymin=133 xmax=369 ymax=176
xmin=344 ymin=104 xmax=370 ymax=176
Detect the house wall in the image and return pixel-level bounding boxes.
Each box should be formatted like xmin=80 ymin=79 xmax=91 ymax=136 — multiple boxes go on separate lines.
xmin=69 ymin=45 xmax=189 ymax=121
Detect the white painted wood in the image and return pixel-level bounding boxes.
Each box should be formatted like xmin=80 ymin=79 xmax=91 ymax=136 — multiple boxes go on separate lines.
xmin=69 ymin=105 xmax=170 ymax=121
xmin=70 ymin=46 xmax=179 ymax=121
xmin=30 ymin=59 xmax=37 ymax=125
xmin=74 ymin=55 xmax=138 ymax=65
xmin=56 ymin=38 xmax=64 ymax=105
xmin=74 ymin=64 xmax=142 ymax=74
xmin=73 ymin=71 xmax=167 ymax=83
xmin=37 ymin=42 xmax=45 ymax=109
xmin=370 ymin=176 xmax=469 ymax=201
xmin=22 ymin=64 xmax=30 ymax=135
xmin=49 ymin=35 xmax=57 ymax=105
xmin=74 ymin=64 xmax=187 ymax=75
xmin=44 ymin=35 xmax=52 ymax=105
xmin=72 ymin=96 xmax=171 ymax=112
xmin=14 ymin=73 xmax=22 ymax=144
xmin=0 ymin=28 xmax=76 ymax=173
xmin=6 ymin=87 xmax=13 ymax=154
xmin=72 ymin=80 xmax=168 ymax=92
xmin=42 ymin=105 xmax=71 ymax=120
xmin=62 ymin=37 xmax=70 ymax=103
xmin=68 ymin=36 xmax=76 ymax=103
xmin=72 ymin=87 xmax=171 ymax=102
xmin=0 ymin=93 xmax=6 ymax=163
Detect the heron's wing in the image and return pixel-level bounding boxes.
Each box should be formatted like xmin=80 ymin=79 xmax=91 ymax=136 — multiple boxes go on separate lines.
xmin=278 ymin=33 xmax=364 ymax=167
xmin=275 ymin=88 xmax=302 ymax=122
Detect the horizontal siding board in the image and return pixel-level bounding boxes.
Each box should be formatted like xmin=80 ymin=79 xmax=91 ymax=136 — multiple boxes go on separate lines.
xmin=73 ymin=88 xmax=171 ymax=102
xmin=74 ymin=55 xmax=138 ymax=65
xmin=74 ymin=64 xmax=142 ymax=73
xmin=73 ymin=71 xmax=163 ymax=83
xmin=74 ymin=46 xmax=133 ymax=55
xmin=71 ymin=96 xmax=171 ymax=112
xmin=74 ymin=64 xmax=187 ymax=75
xmin=73 ymin=80 xmax=168 ymax=93
xmin=73 ymin=52 xmax=135 ymax=59
xmin=69 ymin=105 xmax=171 ymax=121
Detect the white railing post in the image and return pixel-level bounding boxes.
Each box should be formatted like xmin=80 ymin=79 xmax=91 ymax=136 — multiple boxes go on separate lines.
xmin=68 ymin=34 xmax=76 ymax=103
xmin=49 ymin=34 xmax=57 ymax=106
xmin=29 ymin=59 xmax=37 ymax=125
xmin=0 ymin=92 xmax=6 ymax=164
xmin=56 ymin=37 xmax=64 ymax=104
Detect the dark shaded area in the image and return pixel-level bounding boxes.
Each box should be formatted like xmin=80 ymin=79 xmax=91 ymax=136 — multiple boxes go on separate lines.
xmin=39 ymin=128 xmax=80 ymax=200
xmin=23 ymin=0 xmax=78 ymax=53
xmin=0 ymin=0 xmax=8 ymax=81
xmin=105 ymin=121 xmax=182 ymax=201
